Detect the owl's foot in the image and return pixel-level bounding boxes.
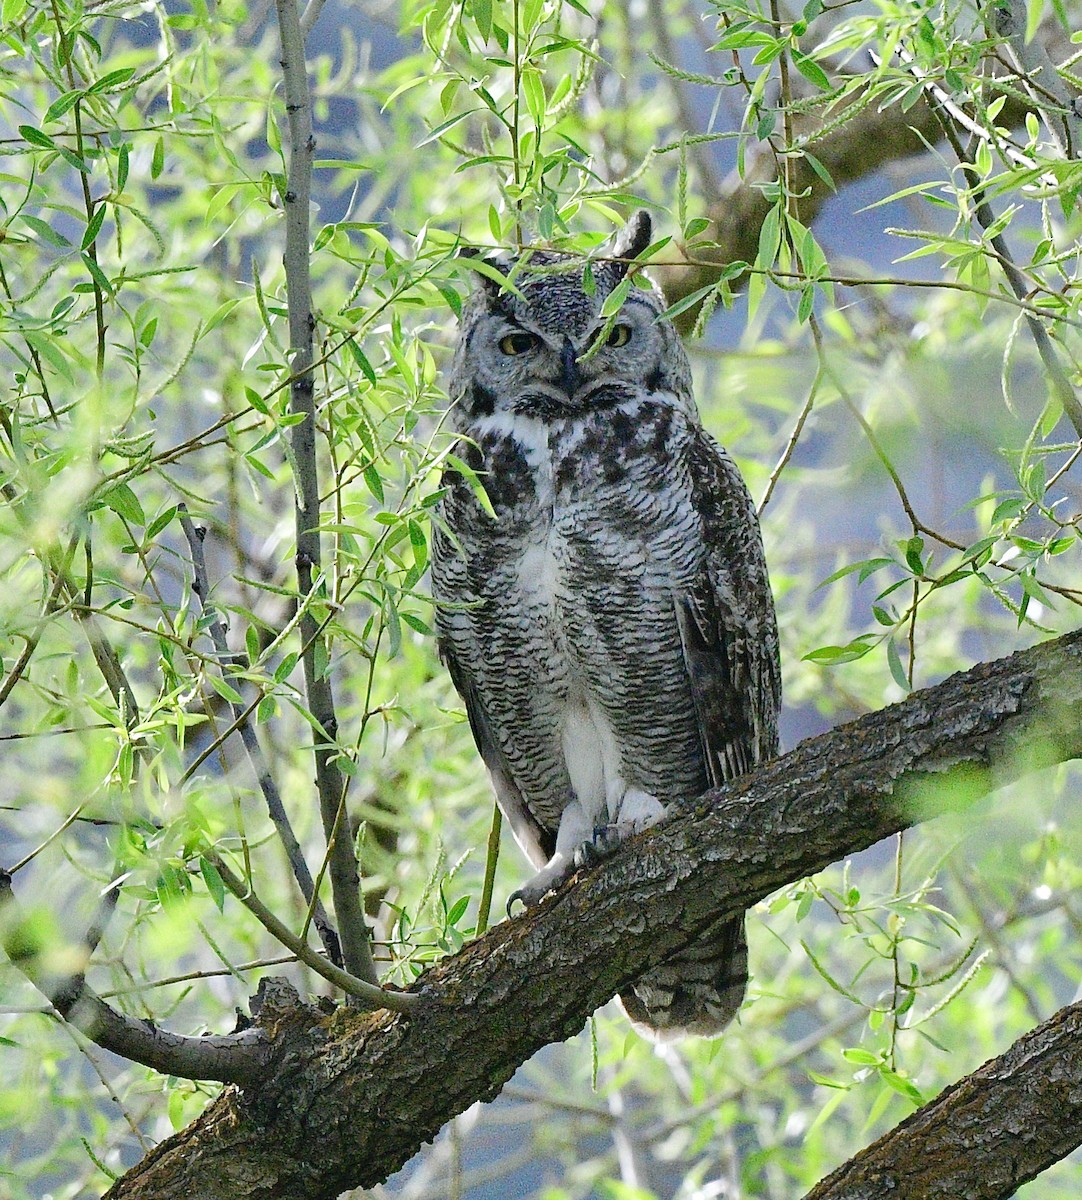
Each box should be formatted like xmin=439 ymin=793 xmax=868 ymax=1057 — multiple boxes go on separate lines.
xmin=506 ymin=791 xmax=668 ymax=914
xmin=574 ymin=828 xmax=618 ymax=866
xmin=507 ymin=853 xmax=577 ymax=914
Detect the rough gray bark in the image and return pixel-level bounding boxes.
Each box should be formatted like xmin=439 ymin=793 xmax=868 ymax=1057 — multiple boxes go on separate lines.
xmin=803 ymin=1000 xmax=1082 ymax=1200
xmin=104 ymin=629 xmax=1082 ymax=1200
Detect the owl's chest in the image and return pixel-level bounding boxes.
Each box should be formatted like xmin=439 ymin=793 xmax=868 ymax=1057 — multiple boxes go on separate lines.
xmin=459 ymin=400 xmax=702 ymax=607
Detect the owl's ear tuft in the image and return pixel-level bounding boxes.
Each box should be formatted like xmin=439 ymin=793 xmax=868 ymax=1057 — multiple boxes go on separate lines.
xmin=611 ymin=211 xmax=653 ymax=275
xmin=598 ymin=211 xmax=653 ymax=293
xmin=457 ymin=246 xmax=516 ymax=299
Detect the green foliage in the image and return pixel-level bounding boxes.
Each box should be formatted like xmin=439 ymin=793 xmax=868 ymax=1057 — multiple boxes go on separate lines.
xmin=0 ymin=0 xmax=1080 ymax=1196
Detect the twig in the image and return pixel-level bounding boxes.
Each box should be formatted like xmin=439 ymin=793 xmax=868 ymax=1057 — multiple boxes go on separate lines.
xmin=945 ymin=117 xmax=1082 ymax=437
xmin=46 ymin=0 xmax=107 ymax=378
xmin=299 ymin=0 xmax=327 ymax=38
xmin=96 ymin=951 xmax=302 ymax=997
xmin=207 ymin=852 xmax=417 ymax=1012
xmin=758 ymin=351 xmax=824 ymax=514
xmin=60 ymin=1022 xmax=154 ymax=1152
xmin=809 ymin=316 xmax=967 ymax=551
xmin=273 ymin=0 xmax=378 ymax=991
xmin=911 ymin=66 xmax=1082 ymax=439
xmin=178 ymin=506 xmax=343 ymax=968
xmin=995 ymin=0 xmax=1082 ymax=157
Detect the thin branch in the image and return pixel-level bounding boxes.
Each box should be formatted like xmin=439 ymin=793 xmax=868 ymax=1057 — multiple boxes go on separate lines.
xmin=758 ymin=346 xmax=824 ymax=514
xmin=178 ymin=506 xmax=342 ymax=968
xmin=206 ymin=852 xmax=416 ymax=1013
xmin=809 ymin=317 xmax=967 ymax=551
xmin=273 ymin=0 xmax=377 ymax=991
xmin=299 ymin=0 xmax=327 ymax=39
xmin=995 ymin=0 xmax=1082 ymax=157
xmin=652 ymin=55 xmax=1076 ymax=326
xmin=927 ymin=93 xmax=1082 ymax=439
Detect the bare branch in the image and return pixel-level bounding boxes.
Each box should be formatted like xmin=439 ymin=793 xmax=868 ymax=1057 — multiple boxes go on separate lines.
xmin=54 ymin=987 xmax=268 ymax=1087
xmin=273 ymin=0 xmax=377 ymax=989
xmin=299 ymin=0 xmax=327 ymax=39
xmin=104 ymin=630 xmax=1082 ymax=1200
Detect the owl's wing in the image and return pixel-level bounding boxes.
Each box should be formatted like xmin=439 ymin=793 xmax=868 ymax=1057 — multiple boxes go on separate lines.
xmin=677 ymin=430 xmax=781 ymax=788
xmin=439 ymin=639 xmax=556 ymax=868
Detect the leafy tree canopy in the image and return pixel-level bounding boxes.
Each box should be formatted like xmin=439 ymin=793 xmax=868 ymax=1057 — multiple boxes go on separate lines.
xmin=1 ymin=0 xmax=1080 ymax=1196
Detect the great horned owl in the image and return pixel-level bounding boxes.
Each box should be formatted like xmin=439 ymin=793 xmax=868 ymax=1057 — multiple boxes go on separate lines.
xmin=431 ymin=212 xmax=780 ymax=1039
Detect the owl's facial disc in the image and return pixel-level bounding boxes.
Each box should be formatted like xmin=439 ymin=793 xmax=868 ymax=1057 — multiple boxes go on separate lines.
xmin=478 ymin=293 xmax=661 ymax=414
xmin=450 ymin=247 xmax=690 ymax=424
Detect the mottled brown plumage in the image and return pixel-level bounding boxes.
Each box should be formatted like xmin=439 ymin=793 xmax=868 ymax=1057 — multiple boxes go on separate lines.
xmin=431 ymin=213 xmax=780 ymax=1038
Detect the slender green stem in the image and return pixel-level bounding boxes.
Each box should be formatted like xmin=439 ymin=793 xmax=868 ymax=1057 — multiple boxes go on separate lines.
xmin=476 ymin=801 xmax=502 ymax=937
xmin=47 ymin=0 xmax=107 ymax=380
xmin=511 ymin=0 xmax=522 ymax=241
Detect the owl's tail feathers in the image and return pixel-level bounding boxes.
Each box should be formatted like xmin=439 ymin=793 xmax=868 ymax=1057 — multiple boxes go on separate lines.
xmin=619 ymin=915 xmax=748 ymax=1041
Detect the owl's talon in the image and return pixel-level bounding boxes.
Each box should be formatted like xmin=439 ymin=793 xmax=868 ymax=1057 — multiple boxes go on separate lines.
xmin=573 ymin=834 xmax=610 ymax=869
xmin=506 ymin=856 xmax=575 ymax=913
xmin=507 ymin=880 xmax=549 ymax=912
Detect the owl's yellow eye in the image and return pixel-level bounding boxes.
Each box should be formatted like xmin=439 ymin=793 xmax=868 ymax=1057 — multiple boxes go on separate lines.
xmin=499 ymin=331 xmax=537 ymax=355
xmin=606 ymin=323 xmax=632 ymax=348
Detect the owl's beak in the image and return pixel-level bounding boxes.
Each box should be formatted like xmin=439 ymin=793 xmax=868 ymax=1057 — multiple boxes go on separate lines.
xmin=559 ymin=337 xmax=583 ymax=398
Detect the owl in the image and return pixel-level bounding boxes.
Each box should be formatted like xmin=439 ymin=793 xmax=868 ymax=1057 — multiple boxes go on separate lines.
xmin=430 ymin=212 xmax=780 ymax=1039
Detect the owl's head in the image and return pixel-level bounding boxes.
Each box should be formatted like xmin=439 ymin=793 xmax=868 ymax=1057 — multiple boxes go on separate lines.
xmin=449 ymin=212 xmax=692 ymax=422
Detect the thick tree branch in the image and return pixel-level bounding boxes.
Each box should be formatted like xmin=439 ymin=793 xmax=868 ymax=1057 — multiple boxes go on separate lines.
xmin=273 ymin=0 xmax=377 ymax=988
xmin=51 ymin=987 xmax=269 ymax=1088
xmin=104 ymin=629 xmax=1082 ymax=1200
xmin=803 ymin=999 xmax=1082 ymax=1200
xmin=654 ymin=76 xmax=1065 ymax=324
